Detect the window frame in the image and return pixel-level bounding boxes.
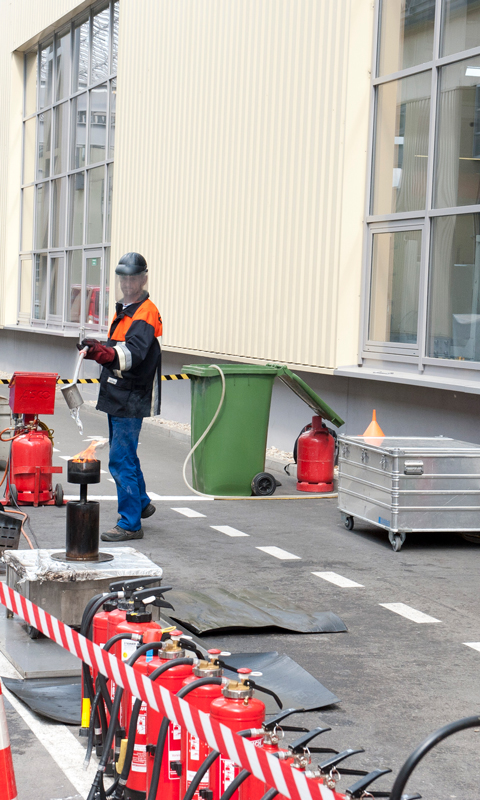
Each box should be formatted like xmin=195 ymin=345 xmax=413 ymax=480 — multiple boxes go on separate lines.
xmin=19 ymin=0 xmax=118 ymax=334
xmin=362 ymin=0 xmax=480 ymax=371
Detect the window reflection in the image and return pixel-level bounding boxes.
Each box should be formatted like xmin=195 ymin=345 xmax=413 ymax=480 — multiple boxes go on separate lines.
xmin=369 ymin=230 xmax=422 ymax=344
xmin=112 ymin=2 xmax=119 ymax=74
xmin=35 ymin=183 xmax=49 ymax=249
xmin=49 ymin=256 xmax=64 ymax=317
xmin=109 ymin=78 xmax=116 ymax=158
xmin=34 ymin=254 xmax=48 ymax=319
xmin=73 ymin=19 xmax=89 ymax=92
xmin=69 ymin=172 xmax=84 ymax=246
xmin=72 ymin=93 xmax=87 ymax=169
xmin=37 ymin=110 xmax=52 ymax=179
xmin=428 ymin=214 xmax=480 ymax=360
xmin=56 ymin=30 xmax=71 ymax=101
xmin=54 ymin=102 xmax=68 ymax=174
xmin=378 ymin=0 xmax=435 ymax=77
xmin=373 ymin=72 xmax=431 ymax=215
xmin=87 ymin=166 xmax=105 ymax=244
xmin=86 ymin=256 xmax=102 ymax=324
xmin=442 ymin=0 xmax=480 ymax=57
xmin=92 ymin=6 xmax=110 ymax=83
xmin=66 ymin=250 xmax=82 ymax=323
xmin=39 ymin=43 xmax=53 ymax=108
xmin=435 ymin=56 xmax=480 ymax=208
xmin=52 ymin=177 xmax=67 ymax=248
xmin=89 ymin=84 xmax=108 ymax=164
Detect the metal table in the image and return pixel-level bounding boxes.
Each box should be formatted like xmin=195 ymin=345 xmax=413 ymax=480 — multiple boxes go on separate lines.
xmin=337 ymin=435 xmax=480 ymax=551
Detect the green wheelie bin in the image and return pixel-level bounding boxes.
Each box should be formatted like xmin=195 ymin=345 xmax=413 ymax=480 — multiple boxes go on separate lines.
xmin=182 ymin=363 xmax=344 ymax=497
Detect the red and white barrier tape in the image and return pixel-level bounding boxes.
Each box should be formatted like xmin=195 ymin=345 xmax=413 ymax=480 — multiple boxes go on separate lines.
xmin=0 ymin=583 xmax=342 ymax=800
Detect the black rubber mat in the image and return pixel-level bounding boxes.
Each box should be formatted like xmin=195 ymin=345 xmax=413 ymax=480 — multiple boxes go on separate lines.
xmin=3 ymin=676 xmax=82 ymax=725
xmin=169 ymin=586 xmax=347 ymax=635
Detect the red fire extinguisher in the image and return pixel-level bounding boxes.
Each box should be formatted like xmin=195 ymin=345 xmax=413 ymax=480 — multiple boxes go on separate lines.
xmin=296 ymin=416 xmax=336 ymax=493
xmin=145 ymin=631 xmax=195 ymax=800
xmin=179 ymin=649 xmax=225 ymax=800
xmin=209 ymin=668 xmax=266 ymax=800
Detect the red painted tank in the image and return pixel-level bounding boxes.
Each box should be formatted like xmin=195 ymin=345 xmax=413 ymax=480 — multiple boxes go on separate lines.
xmin=296 ymin=416 xmax=335 ymax=492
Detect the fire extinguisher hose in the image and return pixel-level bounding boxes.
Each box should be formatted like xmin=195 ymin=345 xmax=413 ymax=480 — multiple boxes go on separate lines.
xmin=219 ymin=768 xmax=251 ymax=800
xmin=259 ymin=790 xmax=279 ymax=800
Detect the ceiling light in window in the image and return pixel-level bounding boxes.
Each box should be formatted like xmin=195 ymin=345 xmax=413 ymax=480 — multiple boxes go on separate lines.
xmin=465 ymin=66 xmax=480 ymax=77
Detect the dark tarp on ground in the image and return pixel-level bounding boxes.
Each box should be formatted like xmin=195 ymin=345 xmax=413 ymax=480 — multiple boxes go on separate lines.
xmin=1 ymin=650 xmax=339 ymax=723
xmin=3 ymin=676 xmax=82 ymax=725
xmin=169 ymin=586 xmax=347 ymax=636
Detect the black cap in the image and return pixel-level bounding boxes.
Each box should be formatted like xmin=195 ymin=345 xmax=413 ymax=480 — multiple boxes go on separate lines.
xmin=115 ymin=252 xmax=148 ymax=276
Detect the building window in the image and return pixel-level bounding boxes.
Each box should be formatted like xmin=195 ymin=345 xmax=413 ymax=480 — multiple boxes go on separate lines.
xmin=20 ymin=0 xmax=118 ymax=332
xmin=364 ymin=0 xmax=480 ymax=368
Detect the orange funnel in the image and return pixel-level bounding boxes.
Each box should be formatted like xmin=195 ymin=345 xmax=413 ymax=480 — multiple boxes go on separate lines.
xmin=363 ymin=409 xmax=385 ymax=438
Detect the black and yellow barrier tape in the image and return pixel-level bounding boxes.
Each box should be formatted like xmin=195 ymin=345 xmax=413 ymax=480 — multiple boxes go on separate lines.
xmin=0 ymin=373 xmax=190 ymax=385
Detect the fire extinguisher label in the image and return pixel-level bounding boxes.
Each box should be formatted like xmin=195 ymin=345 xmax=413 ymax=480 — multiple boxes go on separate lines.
xmin=132 ymin=696 xmax=147 ymax=735
xmin=189 ymin=732 xmax=200 ymax=760
xmin=220 ymin=757 xmax=239 ymax=790
xmin=187 ymin=768 xmax=209 ymax=785
xmin=168 ymin=723 xmax=182 ymax=779
xmin=121 ymin=638 xmax=137 ymax=661
xmin=131 ymin=744 xmax=147 ymax=772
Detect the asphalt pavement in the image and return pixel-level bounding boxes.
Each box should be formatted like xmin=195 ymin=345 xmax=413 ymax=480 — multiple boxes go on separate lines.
xmin=2 ymin=399 xmax=480 ymax=800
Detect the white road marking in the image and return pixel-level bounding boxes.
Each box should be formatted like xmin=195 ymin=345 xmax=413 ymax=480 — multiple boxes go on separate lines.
xmin=312 ymin=571 xmax=364 ymax=588
xmin=148 ymin=494 xmax=213 ymax=502
xmin=65 ymin=494 xmax=214 ymax=501
xmin=52 ymin=447 xmax=60 ymax=452
xmin=379 ymin=603 xmax=440 ymax=624
xmin=211 ymin=525 xmax=249 ymax=537
xmin=464 ymin=642 xmax=480 ymax=652
xmin=172 ymin=508 xmax=206 ymax=518
xmin=65 ymin=495 xmax=117 ymax=500
xmin=108 ymin=478 xmax=115 ymax=483
xmin=0 ymin=653 xmax=103 ymax=799
xmin=256 ymin=546 xmax=301 ymax=560
xmin=59 ymin=456 xmax=72 ymax=461
xmin=100 ymin=469 xmax=107 ymax=474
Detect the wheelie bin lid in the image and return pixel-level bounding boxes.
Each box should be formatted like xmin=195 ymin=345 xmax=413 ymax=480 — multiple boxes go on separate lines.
xmin=182 ymin=364 xmax=280 ymax=377
xmin=272 ymin=365 xmax=345 ymax=428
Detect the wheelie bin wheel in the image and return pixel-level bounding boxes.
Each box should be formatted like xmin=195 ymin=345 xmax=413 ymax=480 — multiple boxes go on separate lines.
xmin=344 ymin=515 xmax=354 ymax=530
xmin=9 ymin=484 xmax=18 ymax=506
xmin=251 ymin=472 xmax=277 ymax=496
xmin=54 ymin=483 xmax=64 ymax=507
xmin=388 ymin=530 xmax=405 ymax=552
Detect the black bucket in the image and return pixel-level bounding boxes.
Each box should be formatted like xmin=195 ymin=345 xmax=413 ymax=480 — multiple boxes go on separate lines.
xmin=0 ymin=510 xmax=22 ymax=555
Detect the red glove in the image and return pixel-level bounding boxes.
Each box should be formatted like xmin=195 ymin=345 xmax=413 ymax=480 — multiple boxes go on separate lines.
xmin=78 ymin=339 xmax=115 ymax=365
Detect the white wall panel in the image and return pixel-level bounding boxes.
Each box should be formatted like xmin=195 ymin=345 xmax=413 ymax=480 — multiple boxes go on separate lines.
xmin=112 ymin=0 xmax=374 ymax=370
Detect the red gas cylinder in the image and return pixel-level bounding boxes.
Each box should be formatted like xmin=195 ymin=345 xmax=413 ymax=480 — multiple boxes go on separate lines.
xmin=146 ymin=631 xmax=194 ymax=800
xmin=209 ymin=669 xmax=265 ymax=800
xmin=296 ymin=416 xmax=335 ymax=493
xmin=180 ymin=650 xmax=224 ymax=800
xmin=10 ymin=429 xmax=53 ymax=502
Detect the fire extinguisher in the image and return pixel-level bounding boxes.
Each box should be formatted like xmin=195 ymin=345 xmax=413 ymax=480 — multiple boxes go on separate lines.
xmin=233 ymin=708 xmax=310 ymax=800
xmin=179 ymin=649 xmax=225 ymax=800
xmin=315 ymin=749 xmax=367 ymax=794
xmin=208 ymin=668 xmax=267 ymax=800
xmin=145 ymin=630 xmax=197 ymax=800
xmin=296 ymin=415 xmax=336 ymax=493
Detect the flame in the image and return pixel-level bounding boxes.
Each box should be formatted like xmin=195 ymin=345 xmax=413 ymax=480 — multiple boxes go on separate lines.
xmin=72 ymin=439 xmax=105 ymax=463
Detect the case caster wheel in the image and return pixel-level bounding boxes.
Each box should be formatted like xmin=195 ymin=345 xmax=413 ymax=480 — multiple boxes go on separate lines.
xmin=27 ymin=625 xmax=40 ymax=639
xmin=461 ymin=533 xmax=480 ymax=544
xmin=344 ymin=515 xmax=354 ymax=530
xmin=388 ymin=531 xmax=405 ymax=552
xmin=9 ymin=484 xmax=18 ymax=507
xmin=251 ymin=472 xmax=277 ymax=496
xmin=54 ymin=483 xmax=64 ymax=507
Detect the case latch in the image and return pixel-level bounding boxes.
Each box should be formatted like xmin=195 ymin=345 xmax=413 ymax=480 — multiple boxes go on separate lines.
xmin=404 ymin=460 xmax=424 ymax=475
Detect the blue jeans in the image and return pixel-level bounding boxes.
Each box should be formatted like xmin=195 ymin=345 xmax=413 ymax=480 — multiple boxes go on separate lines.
xmin=108 ymin=415 xmax=150 ymax=531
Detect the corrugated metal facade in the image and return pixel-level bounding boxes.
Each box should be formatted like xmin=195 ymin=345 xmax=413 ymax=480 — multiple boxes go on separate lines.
xmin=112 ymin=0 xmax=373 ymax=370
xmin=0 ymin=0 xmax=373 ymax=371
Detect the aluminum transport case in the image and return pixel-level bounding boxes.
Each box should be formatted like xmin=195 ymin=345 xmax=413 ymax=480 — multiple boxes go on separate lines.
xmin=337 ymin=435 xmax=480 ymax=551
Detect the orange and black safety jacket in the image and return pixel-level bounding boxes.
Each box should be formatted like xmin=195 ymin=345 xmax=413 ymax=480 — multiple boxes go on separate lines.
xmin=96 ymin=292 xmax=163 ymax=418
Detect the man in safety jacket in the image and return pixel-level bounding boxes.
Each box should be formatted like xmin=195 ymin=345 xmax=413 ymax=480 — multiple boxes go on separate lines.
xmin=77 ymin=252 xmax=162 ymax=541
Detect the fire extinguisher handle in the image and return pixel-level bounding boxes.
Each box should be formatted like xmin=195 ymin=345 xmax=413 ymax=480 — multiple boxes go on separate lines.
xmin=318 ymin=748 xmax=366 ymax=773
xmin=109 ymin=576 xmax=168 ymax=594
xmin=263 ymin=707 xmax=307 ymax=730
xmin=288 ymin=726 xmax=332 ymax=753
xmin=345 ymin=768 xmax=392 ymax=798
xmin=176 ymin=677 xmax=223 ymax=698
